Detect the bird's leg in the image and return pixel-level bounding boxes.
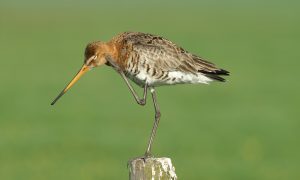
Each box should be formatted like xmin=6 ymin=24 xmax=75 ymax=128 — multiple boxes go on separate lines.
xmin=119 ymin=72 xmax=148 ymax=105
xmin=105 ymin=55 xmax=147 ymax=105
xmin=145 ymin=87 xmax=161 ymax=157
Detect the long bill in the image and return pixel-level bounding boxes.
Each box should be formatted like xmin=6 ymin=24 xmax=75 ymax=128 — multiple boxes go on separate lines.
xmin=51 ymin=64 xmax=90 ymax=105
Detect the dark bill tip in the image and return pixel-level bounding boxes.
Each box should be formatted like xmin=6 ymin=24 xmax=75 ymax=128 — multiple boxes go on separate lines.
xmin=51 ymin=90 xmax=65 ymax=105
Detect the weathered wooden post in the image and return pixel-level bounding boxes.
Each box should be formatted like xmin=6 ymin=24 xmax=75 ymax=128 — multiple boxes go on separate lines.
xmin=128 ymin=157 xmax=177 ymax=180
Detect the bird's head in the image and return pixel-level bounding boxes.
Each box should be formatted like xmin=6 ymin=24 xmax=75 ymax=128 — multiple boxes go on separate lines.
xmin=84 ymin=41 xmax=111 ymax=68
xmin=51 ymin=41 xmax=117 ymax=105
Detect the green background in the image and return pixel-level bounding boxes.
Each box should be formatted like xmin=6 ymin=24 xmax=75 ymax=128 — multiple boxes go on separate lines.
xmin=1 ymin=0 xmax=299 ymax=179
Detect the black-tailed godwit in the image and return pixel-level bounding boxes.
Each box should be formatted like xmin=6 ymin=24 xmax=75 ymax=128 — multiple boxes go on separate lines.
xmin=51 ymin=32 xmax=229 ymax=157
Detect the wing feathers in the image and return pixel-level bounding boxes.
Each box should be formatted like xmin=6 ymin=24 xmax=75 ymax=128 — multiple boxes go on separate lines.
xmin=119 ymin=32 xmax=229 ymax=81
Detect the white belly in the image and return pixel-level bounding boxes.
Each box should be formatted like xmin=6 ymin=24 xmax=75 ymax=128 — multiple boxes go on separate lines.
xmin=127 ymin=70 xmax=212 ymax=87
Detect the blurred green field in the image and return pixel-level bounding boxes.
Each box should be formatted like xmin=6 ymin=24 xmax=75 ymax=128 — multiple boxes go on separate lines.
xmin=1 ymin=0 xmax=299 ymax=179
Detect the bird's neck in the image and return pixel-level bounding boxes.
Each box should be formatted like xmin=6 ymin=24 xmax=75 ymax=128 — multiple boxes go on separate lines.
xmin=106 ymin=40 xmax=126 ymax=68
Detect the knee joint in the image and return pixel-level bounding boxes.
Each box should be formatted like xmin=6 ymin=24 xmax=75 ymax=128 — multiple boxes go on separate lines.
xmin=138 ymin=99 xmax=146 ymax=106
xmin=155 ymin=111 xmax=161 ymax=119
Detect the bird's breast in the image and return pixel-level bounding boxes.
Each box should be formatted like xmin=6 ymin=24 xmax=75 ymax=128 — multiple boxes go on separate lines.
xmin=124 ymin=61 xmax=176 ymax=87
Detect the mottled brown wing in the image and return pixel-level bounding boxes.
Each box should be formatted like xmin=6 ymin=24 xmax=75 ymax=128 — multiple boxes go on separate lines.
xmin=122 ymin=32 xmax=226 ymax=76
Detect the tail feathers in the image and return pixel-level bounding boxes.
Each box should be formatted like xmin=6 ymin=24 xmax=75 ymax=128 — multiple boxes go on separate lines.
xmin=215 ymin=69 xmax=230 ymax=76
xmin=203 ymin=74 xmax=226 ymax=82
xmin=199 ymin=69 xmax=230 ymax=82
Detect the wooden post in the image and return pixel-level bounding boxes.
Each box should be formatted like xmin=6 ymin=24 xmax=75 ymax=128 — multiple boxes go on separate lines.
xmin=128 ymin=157 xmax=177 ymax=180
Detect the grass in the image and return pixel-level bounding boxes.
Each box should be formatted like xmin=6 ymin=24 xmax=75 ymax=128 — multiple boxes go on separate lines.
xmin=0 ymin=0 xmax=299 ymax=179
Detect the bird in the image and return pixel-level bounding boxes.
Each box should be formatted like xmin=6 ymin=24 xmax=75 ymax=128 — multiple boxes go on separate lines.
xmin=51 ymin=32 xmax=229 ymax=157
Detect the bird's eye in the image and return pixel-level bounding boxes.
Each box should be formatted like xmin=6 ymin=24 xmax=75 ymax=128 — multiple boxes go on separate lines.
xmin=85 ymin=55 xmax=97 ymax=65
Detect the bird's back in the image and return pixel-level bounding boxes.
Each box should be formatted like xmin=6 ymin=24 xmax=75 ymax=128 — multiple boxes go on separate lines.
xmin=111 ymin=32 xmax=229 ymax=87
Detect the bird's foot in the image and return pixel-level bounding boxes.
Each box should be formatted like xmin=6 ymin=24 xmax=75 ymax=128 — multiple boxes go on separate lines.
xmin=127 ymin=153 xmax=154 ymax=168
xmin=105 ymin=55 xmax=122 ymax=72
